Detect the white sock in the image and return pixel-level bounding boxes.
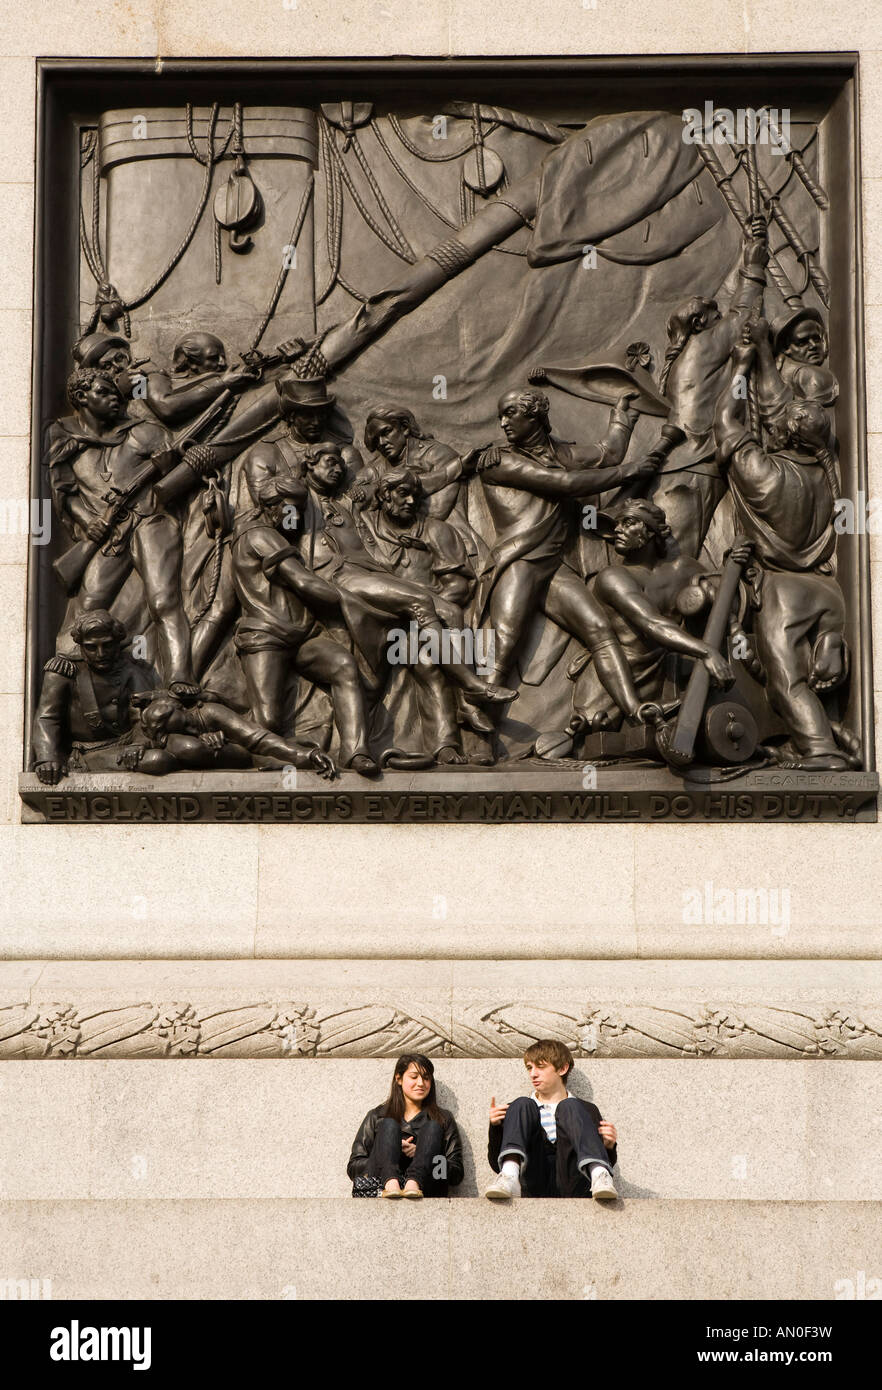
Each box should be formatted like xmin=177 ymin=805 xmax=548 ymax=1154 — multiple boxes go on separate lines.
xmin=588 ymin=1164 xmax=608 ymax=1182
xmin=501 ymin=1160 xmax=521 ymax=1179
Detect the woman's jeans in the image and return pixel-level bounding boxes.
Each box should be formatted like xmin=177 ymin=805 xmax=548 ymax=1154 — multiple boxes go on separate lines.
xmin=366 ymin=1117 xmax=445 ymax=1194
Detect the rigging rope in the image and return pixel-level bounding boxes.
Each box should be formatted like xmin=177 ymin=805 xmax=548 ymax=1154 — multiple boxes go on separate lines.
xmin=80 ymin=103 xmax=232 ymax=333
xmin=349 ymin=129 xmax=416 ymax=260
xmin=323 ymin=120 xmax=415 ymax=263
xmin=388 ymin=112 xmax=479 ymax=161
xmin=370 ymin=118 xmax=456 ymax=229
xmin=315 ymin=114 xmax=344 ymax=305
xmin=371 ymin=116 xmax=525 ymax=256
xmin=248 ymin=172 xmax=315 ymax=352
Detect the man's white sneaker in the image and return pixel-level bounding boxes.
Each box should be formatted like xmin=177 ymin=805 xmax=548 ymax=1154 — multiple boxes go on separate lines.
xmin=484 ymin=1171 xmax=521 ymax=1201
xmin=590 ymin=1170 xmax=618 ymax=1201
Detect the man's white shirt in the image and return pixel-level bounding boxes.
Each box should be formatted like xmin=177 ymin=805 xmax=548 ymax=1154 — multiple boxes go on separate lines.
xmin=531 ymin=1090 xmax=570 ymax=1144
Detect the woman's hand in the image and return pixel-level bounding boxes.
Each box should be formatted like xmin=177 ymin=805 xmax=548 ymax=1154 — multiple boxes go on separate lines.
xmin=489 ymin=1096 xmax=509 ymax=1126
xmin=598 ymin=1121 xmax=617 ymax=1150
xmin=401 ymin=1133 xmax=417 ymax=1158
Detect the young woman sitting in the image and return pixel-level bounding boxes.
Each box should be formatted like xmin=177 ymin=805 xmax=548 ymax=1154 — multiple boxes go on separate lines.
xmin=347 ymin=1053 xmax=464 ymax=1199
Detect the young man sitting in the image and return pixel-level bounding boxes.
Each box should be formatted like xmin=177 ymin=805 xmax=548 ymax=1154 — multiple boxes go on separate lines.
xmin=484 ymin=1040 xmax=618 ymax=1201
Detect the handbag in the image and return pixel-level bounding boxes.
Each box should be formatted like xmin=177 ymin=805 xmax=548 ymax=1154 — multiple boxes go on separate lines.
xmin=351 ymin=1174 xmax=383 ymax=1198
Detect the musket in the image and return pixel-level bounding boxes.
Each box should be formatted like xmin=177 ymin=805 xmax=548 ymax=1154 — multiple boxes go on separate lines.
xmin=151 ymin=342 xmax=307 ymax=508
xmin=662 ymin=540 xmax=749 ymax=765
xmin=52 ymin=397 xmax=241 ymax=595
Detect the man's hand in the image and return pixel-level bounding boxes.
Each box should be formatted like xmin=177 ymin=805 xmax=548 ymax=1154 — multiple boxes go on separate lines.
xmin=309 ymin=749 xmax=338 ymax=780
xmin=746 ymin=214 xmax=766 ymax=240
xmin=731 ymin=337 xmax=757 ymax=372
xmin=476 ymin=444 xmax=503 ymax=474
xmin=459 ymin=447 xmax=485 ymax=478
xmin=792 ymin=416 xmax=832 ymax=453
xmin=489 ymin=1095 xmax=509 ymax=1126
xmin=742 ymin=216 xmax=769 ymax=269
xmin=702 ymin=648 xmax=734 ymax=688
xmin=35 ymin=760 xmax=64 ymax=784
xmin=598 ymin=1121 xmax=617 ymax=1150
xmin=221 ymin=366 xmax=259 ymax=392
xmin=401 ymin=1133 xmax=417 ymax=1158
xmin=742 ymin=316 xmax=771 ymax=348
xmin=118 ymin=746 xmax=145 ymax=771
xmin=85 ymin=516 xmax=113 ymax=544
xmin=613 ymin=389 xmax=640 ymax=429
xmin=728 ymin=540 xmax=754 ymax=568
xmin=199 ymin=731 xmax=225 ymax=751
xmin=620 ymin=456 xmax=659 ymax=484
xmin=275 ymin=338 xmax=310 ymax=364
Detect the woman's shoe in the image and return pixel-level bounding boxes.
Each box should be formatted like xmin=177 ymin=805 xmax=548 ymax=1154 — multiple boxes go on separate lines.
xmin=402 ymin=1182 xmax=423 ymax=1200
xmin=381 ymin=1180 xmax=404 ymax=1198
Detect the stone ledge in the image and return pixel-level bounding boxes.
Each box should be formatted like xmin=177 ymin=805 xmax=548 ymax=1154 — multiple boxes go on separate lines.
xmin=2 ymin=1199 xmax=879 ymax=1299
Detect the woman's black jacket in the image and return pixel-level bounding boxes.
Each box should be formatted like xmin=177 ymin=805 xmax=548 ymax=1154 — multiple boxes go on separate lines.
xmin=347 ymin=1104 xmax=465 ymax=1192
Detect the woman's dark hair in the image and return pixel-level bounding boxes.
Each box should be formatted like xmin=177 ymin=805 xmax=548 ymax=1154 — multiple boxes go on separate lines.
xmin=382 ymin=1053 xmax=445 ymax=1124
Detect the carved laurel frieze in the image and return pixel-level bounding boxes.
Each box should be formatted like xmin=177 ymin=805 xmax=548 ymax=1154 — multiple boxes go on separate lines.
xmin=1 ymin=1000 xmax=879 ymax=1060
